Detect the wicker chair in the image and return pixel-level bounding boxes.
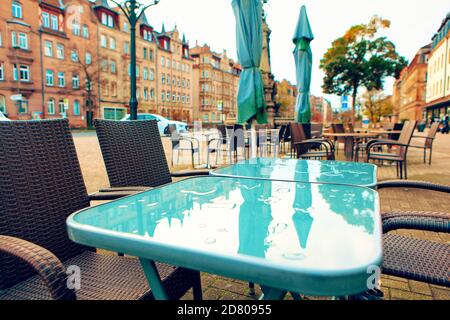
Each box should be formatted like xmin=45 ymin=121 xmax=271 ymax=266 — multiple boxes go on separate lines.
xmin=378 ymin=180 xmax=450 ymax=287
xmin=0 ymin=119 xmax=201 ymax=300
xmin=410 ymin=122 xmax=440 ymax=165
xmin=366 ymin=121 xmax=417 ymax=179
xmin=291 ymin=123 xmax=335 ymax=160
xmin=94 ymin=120 xmax=209 ymax=192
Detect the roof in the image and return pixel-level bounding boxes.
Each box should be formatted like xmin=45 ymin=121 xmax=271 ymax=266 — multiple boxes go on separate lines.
xmin=139 ymin=13 xmax=152 ymax=28
xmin=40 ymin=0 xmax=64 ymax=10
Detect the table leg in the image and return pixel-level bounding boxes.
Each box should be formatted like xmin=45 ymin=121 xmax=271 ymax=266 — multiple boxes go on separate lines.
xmin=260 ymin=285 xmax=287 ymax=300
xmin=344 ymin=137 xmax=355 ymax=161
xmin=139 ymin=258 xmax=169 ymax=300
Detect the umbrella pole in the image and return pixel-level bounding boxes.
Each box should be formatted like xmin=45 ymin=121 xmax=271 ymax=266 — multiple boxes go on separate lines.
xmin=251 ymin=119 xmax=258 ymax=158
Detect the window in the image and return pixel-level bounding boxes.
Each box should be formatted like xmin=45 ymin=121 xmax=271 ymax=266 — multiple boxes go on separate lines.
xmin=19 ymin=65 xmax=29 ymax=81
xmin=46 ymin=70 xmax=54 ymax=86
xmin=123 ymin=22 xmax=129 ymax=32
xmin=72 ymin=74 xmax=79 ymax=89
xmin=149 ymin=50 xmax=154 ymax=61
xmin=101 ymin=13 xmax=107 ymax=25
xmin=0 ymin=32 xmax=2 ymax=47
xmin=150 ymin=88 xmax=154 ymax=99
xmin=109 ymin=37 xmax=116 ymax=50
xmin=150 ymin=69 xmax=154 ymax=81
xmin=58 ymin=99 xmax=65 ymax=114
xmin=47 ymin=98 xmax=55 ymax=114
xmin=166 ymin=58 xmax=170 ymax=68
xmin=56 ymin=44 xmax=64 ymax=59
xmin=144 ymin=88 xmax=148 ymax=100
xmin=166 ymin=92 xmax=170 ymax=101
xmin=172 ymin=94 xmax=175 ymax=102
xmin=73 ymin=100 xmax=80 ymax=116
xmin=143 ymin=30 xmax=148 ymax=40
xmin=107 ymin=15 xmax=114 ymax=28
xmin=51 ymin=15 xmax=58 ymax=31
xmin=161 ymin=57 xmax=165 ymax=66
xmin=161 ymin=74 xmax=165 ymax=85
xmin=0 ymin=95 xmax=6 ymax=113
xmin=101 ymin=35 xmax=107 ymax=48
xmin=71 ymin=50 xmax=78 ymax=62
xmin=110 ymin=61 xmax=116 ymax=73
xmin=57 ymin=72 xmax=65 ymax=87
xmin=0 ymin=64 xmax=3 ymax=80
xmin=13 ymin=64 xmax=18 ymax=81
xmin=161 ymin=91 xmax=165 ymax=101
xmin=72 ymin=20 xmax=80 ymax=36
xmin=111 ymin=82 xmax=117 ymax=97
xmin=13 ymin=32 xmax=28 ymax=49
xmin=17 ymin=99 xmax=28 ymax=114
xmin=124 ymin=42 xmax=129 ymax=54
xmin=143 ymin=48 xmax=147 ymax=59
xmin=44 ymin=41 xmax=53 ymax=56
xmin=85 ymin=52 xmax=91 ymax=65
xmin=82 ymin=25 xmax=89 ymax=38
xmin=12 ymin=2 xmax=22 ymax=19
xmin=101 ymin=60 xmax=108 ymax=71
xmin=42 ymin=12 xmax=50 ymax=28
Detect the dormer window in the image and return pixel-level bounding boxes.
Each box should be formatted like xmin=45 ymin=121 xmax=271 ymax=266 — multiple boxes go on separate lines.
xmin=102 ymin=13 xmax=114 ymax=28
xmin=143 ymin=30 xmax=148 ymax=40
xmin=12 ymin=2 xmax=22 ymax=19
xmin=51 ymin=14 xmax=58 ymax=30
xmin=123 ymin=22 xmax=129 ymax=32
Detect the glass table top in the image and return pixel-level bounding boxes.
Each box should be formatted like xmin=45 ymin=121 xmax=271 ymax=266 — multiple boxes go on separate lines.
xmin=68 ymin=177 xmax=381 ymax=279
xmin=211 ymin=158 xmax=378 ymax=188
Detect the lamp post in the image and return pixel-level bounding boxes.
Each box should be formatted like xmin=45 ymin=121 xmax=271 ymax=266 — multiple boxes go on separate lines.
xmin=111 ymin=0 xmax=160 ymax=120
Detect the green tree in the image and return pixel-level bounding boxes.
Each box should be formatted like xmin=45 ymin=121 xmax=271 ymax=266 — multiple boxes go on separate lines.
xmin=320 ymin=16 xmax=407 ymax=124
xmin=361 ymin=90 xmax=394 ymax=125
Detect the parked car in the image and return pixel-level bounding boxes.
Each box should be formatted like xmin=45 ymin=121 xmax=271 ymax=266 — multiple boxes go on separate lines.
xmin=120 ymin=113 xmax=188 ymax=135
xmin=0 ymin=111 xmax=11 ymax=121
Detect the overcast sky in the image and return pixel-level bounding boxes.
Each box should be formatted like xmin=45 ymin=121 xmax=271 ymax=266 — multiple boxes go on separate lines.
xmin=121 ymin=0 xmax=449 ymax=108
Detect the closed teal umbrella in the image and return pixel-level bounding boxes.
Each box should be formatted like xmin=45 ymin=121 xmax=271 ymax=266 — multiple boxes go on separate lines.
xmin=293 ymin=6 xmax=314 ymax=128
xmin=232 ymin=0 xmax=267 ymax=125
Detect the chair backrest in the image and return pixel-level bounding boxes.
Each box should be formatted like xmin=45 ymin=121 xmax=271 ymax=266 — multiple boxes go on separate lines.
xmin=332 ymin=123 xmax=346 ymax=142
xmin=167 ymin=124 xmax=180 ymax=148
xmin=0 ymin=119 xmax=90 ymax=290
xmin=278 ymin=125 xmax=287 ymax=141
xmin=311 ymin=123 xmax=323 ymax=138
xmin=382 ymin=122 xmax=395 ymax=131
xmin=94 ymin=120 xmax=172 ymax=188
xmin=389 ymin=123 xmax=404 ymax=140
xmin=397 ymin=121 xmax=417 ymax=157
xmin=217 ymin=124 xmax=228 ymax=143
xmin=426 ymin=122 xmax=440 ymax=148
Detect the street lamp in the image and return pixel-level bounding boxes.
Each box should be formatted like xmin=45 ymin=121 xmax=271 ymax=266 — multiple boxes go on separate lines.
xmin=111 ymin=0 xmax=160 ymax=120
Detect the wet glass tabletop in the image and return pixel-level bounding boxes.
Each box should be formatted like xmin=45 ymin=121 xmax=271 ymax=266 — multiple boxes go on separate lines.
xmin=211 ymin=158 xmax=377 ymax=188
xmin=67 ymin=176 xmax=381 ymax=296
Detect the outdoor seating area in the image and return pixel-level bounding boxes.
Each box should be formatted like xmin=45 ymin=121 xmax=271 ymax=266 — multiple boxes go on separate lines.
xmin=0 ymin=118 xmax=448 ymax=301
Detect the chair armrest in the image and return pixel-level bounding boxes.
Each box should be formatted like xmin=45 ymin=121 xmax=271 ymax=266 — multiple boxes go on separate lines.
xmin=180 ymin=136 xmax=200 ymax=149
xmin=171 ymin=170 xmax=210 ymax=177
xmin=89 ymin=188 xmax=150 ymax=201
xmin=294 ymin=140 xmax=330 ymax=154
xmin=0 ymin=235 xmax=76 ymax=300
xmin=377 ymin=180 xmax=450 ymax=193
xmin=382 ymin=211 xmax=450 ymax=234
xmin=367 ymin=141 xmax=410 ymax=154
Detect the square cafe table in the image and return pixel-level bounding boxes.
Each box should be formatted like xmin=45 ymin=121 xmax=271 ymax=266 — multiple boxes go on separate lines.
xmin=211 ymin=158 xmax=378 ymax=188
xmin=67 ymin=176 xmax=382 ymax=300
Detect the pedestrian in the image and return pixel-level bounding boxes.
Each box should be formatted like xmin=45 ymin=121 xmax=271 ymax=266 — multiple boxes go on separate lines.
xmin=443 ymin=115 xmax=449 ymax=134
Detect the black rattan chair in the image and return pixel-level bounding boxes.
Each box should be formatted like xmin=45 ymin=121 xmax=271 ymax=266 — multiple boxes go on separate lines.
xmin=0 ymin=119 xmax=201 ymax=300
xmin=366 ymin=121 xmax=417 ymax=179
xmin=378 ymin=180 xmax=449 ymax=288
xmin=94 ymin=120 xmax=209 ymax=192
xmin=410 ymin=122 xmax=440 ymax=165
xmin=291 ymin=123 xmax=335 ymax=160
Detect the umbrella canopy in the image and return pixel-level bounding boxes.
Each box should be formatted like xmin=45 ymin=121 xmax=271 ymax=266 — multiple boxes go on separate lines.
xmin=293 ymin=5 xmax=314 ymax=124
xmin=232 ymin=0 xmax=267 ymax=124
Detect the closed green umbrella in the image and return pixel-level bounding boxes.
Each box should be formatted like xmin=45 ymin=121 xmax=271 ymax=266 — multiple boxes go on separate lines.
xmin=232 ymin=0 xmax=267 ymax=125
xmin=293 ymin=5 xmax=314 ymax=136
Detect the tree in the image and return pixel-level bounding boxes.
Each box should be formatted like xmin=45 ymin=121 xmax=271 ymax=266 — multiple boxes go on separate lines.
xmin=320 ymin=16 xmax=407 ymax=124
xmin=361 ymin=90 xmax=393 ymax=125
xmin=69 ymin=44 xmax=100 ymax=128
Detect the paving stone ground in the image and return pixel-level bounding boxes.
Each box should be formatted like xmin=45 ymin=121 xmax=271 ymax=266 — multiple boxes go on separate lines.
xmin=72 ymin=128 xmax=450 ymax=300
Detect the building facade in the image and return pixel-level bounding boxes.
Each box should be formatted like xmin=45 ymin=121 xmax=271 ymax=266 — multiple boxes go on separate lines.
xmin=425 ymin=13 xmax=450 ymax=122
xmin=0 ymin=0 xmax=235 ymax=127
xmin=394 ymin=45 xmax=431 ymax=121
xmin=190 ymin=44 xmax=241 ymax=123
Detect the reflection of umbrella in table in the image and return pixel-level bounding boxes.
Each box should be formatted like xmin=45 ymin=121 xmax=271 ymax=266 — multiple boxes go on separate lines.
xmin=238 ymin=179 xmax=273 ymax=258
xmin=292 ymin=162 xmax=314 ymax=249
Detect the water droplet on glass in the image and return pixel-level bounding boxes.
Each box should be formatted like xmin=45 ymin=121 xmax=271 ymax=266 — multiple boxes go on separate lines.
xmin=205 ymin=237 xmax=216 ymax=244
xmin=282 ymin=253 xmax=306 ymax=261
